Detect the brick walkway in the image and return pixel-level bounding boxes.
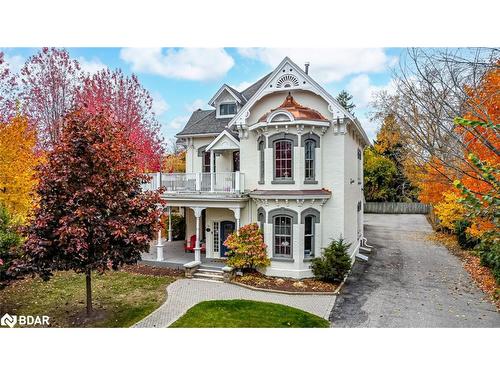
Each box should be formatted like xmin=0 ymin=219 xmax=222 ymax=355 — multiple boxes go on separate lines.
xmin=133 ymin=279 xmax=336 ymax=328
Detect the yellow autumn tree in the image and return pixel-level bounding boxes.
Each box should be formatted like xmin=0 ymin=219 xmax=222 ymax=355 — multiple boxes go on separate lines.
xmin=433 ymin=191 xmax=466 ymax=232
xmin=0 ymin=115 xmax=40 ymax=223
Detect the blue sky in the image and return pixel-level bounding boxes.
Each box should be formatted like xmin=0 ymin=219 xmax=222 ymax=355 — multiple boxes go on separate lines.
xmin=0 ymin=48 xmax=404 ymax=142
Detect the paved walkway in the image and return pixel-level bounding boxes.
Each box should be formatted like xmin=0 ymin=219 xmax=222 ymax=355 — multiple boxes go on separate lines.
xmin=134 ymin=279 xmax=336 ymax=327
xmin=330 ymin=214 xmax=500 ymax=327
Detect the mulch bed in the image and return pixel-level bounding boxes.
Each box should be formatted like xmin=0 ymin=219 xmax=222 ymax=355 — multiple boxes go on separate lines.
xmin=233 ymin=271 xmax=338 ymax=293
xmin=428 ymin=232 xmax=499 ymax=311
xmin=122 ymin=264 xmax=184 ymax=278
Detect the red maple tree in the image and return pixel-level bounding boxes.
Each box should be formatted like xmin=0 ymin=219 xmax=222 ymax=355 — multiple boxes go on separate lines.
xmin=19 ymin=48 xmax=82 ymax=148
xmin=15 ymin=107 xmax=162 ymax=315
xmin=76 ymin=68 xmax=164 ymax=172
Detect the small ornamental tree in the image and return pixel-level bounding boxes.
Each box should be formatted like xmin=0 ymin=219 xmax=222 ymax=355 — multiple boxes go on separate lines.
xmin=14 ymin=107 xmax=162 ymax=315
xmin=311 ymin=237 xmax=351 ymax=283
xmin=223 ymin=223 xmax=270 ymax=271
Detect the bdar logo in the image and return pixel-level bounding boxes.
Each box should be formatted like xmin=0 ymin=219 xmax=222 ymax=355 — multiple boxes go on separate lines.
xmin=1 ymin=313 xmax=17 ymax=328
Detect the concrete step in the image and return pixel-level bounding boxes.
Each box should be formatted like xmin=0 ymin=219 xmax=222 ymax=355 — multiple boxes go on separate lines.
xmin=193 ymin=272 xmax=224 ymax=281
xmin=360 ymin=246 xmax=372 ymax=253
xmin=197 ymin=268 xmax=223 ymax=274
xmin=356 ymin=253 xmax=369 ymax=262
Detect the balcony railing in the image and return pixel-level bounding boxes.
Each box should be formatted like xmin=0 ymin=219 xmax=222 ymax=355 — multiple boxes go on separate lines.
xmin=141 ymin=172 xmax=245 ymax=194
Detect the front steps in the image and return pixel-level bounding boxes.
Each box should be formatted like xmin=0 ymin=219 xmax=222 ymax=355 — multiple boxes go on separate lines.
xmin=193 ymin=267 xmax=224 ymax=282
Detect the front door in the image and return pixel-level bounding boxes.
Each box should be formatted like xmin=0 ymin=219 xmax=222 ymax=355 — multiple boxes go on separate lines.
xmin=220 ymin=221 xmax=235 ymax=257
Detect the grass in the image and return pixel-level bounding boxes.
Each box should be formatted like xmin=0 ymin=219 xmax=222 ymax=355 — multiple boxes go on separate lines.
xmin=169 ymin=299 xmax=330 ymax=328
xmin=0 ymin=270 xmax=175 ymax=327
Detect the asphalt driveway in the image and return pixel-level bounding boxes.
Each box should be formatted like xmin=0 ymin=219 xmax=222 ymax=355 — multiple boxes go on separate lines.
xmin=330 ymin=214 xmax=500 ymax=327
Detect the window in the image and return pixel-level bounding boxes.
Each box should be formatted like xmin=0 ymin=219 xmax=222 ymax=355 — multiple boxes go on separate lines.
xmin=274 ymin=140 xmax=293 ymax=180
xmin=258 ymin=211 xmax=265 ymax=232
xmin=258 ymin=140 xmax=265 ymax=183
xmin=357 ymin=148 xmax=362 ymax=184
xmin=213 ymin=222 xmax=220 ymax=253
xmin=304 ymin=139 xmax=316 ymax=181
xmin=274 ymin=216 xmax=292 ymax=257
xmin=220 ymin=103 xmax=236 ymax=116
xmin=304 ymin=215 xmax=315 ymax=258
xmin=232 ymin=151 xmax=240 ymax=172
xmin=202 ymin=151 xmax=212 ymax=173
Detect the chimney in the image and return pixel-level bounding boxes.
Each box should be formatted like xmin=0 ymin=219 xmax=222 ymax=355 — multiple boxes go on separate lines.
xmin=304 ymin=61 xmax=310 ymax=75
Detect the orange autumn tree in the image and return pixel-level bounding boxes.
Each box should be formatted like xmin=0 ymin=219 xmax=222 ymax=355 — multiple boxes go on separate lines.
xmin=457 ymin=64 xmax=500 ymax=238
xmin=418 ymin=157 xmax=457 ymax=206
xmin=0 ymin=114 xmax=41 ymax=223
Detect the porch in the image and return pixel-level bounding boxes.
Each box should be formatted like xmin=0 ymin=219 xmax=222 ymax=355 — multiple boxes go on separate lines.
xmin=140 ymin=240 xmax=225 ymax=269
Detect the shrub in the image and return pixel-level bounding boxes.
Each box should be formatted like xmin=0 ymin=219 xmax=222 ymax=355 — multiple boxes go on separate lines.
xmin=311 ymin=237 xmax=352 ymax=283
xmin=223 ymin=223 xmax=270 ymax=271
xmin=454 ymin=220 xmax=479 ymax=249
xmin=477 ymin=239 xmax=500 ymax=284
xmin=0 ymin=204 xmax=23 ymax=284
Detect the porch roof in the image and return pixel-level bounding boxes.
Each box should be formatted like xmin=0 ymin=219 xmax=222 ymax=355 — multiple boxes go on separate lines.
xmin=205 ymin=129 xmax=240 ymax=152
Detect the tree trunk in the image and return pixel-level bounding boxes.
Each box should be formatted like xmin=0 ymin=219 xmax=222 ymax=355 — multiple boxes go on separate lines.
xmin=86 ymin=269 xmax=92 ymax=316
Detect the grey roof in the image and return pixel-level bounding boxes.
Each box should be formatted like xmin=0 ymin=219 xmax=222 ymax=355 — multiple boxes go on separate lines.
xmin=226 ymin=85 xmax=247 ymax=104
xmin=241 ymin=73 xmax=272 ymax=100
xmin=176 ymin=72 xmax=272 ymax=137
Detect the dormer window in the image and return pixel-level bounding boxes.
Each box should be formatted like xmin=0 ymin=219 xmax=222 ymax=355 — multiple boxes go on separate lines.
xmin=220 ymin=103 xmax=237 ymax=116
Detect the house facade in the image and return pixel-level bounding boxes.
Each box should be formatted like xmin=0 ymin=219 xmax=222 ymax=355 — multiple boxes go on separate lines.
xmin=145 ymin=57 xmax=370 ymax=279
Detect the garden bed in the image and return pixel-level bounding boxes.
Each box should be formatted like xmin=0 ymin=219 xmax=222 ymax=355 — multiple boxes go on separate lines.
xmin=122 ymin=264 xmax=184 ymax=278
xmin=232 ymin=271 xmax=338 ymax=294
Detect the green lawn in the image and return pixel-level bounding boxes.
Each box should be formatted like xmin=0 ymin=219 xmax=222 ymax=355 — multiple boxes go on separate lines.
xmin=0 ymin=270 xmax=175 ymax=327
xmin=169 ymin=299 xmax=330 ymax=328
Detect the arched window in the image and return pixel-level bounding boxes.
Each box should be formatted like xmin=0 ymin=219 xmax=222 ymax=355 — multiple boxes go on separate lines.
xmin=274 ymin=140 xmax=293 ymax=181
xmin=273 ymin=215 xmax=292 ymax=258
xmin=258 ymin=140 xmax=265 ymax=183
xmin=257 ymin=211 xmax=265 ymax=232
xmin=304 ymin=139 xmax=316 ymax=181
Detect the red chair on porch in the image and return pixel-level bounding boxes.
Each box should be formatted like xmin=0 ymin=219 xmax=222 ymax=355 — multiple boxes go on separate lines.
xmin=184 ymin=235 xmax=206 ymax=253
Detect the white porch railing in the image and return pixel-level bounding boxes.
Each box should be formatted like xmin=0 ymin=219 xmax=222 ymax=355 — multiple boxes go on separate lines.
xmin=141 ymin=172 xmax=245 ymax=194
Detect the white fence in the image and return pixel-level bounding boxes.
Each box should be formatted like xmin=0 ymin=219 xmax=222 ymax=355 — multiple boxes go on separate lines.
xmin=141 ymin=172 xmax=245 ymax=194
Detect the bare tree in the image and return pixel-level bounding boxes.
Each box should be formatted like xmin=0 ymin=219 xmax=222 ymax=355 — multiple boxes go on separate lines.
xmin=372 ymin=48 xmax=499 ymax=193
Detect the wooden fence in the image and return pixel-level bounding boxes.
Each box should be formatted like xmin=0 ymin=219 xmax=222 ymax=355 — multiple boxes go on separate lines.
xmin=364 ymin=202 xmax=431 ymax=214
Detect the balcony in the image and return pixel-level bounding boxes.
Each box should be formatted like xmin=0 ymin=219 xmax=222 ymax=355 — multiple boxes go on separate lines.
xmin=141 ymin=172 xmax=245 ymax=195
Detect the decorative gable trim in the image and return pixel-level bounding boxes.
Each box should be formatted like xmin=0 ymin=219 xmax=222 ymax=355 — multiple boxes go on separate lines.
xmin=227 ymin=57 xmax=370 ymax=146
xmin=208 ymin=85 xmax=243 ymax=107
xmin=205 ymin=130 xmax=240 ymax=152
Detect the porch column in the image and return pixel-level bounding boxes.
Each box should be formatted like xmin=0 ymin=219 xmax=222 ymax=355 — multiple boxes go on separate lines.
xmin=192 ymin=207 xmax=205 ymax=262
xmin=167 ymin=206 xmax=172 ymax=242
xmin=230 ymin=207 xmax=241 ymax=233
xmin=156 ymin=209 xmax=164 ymax=261
xmin=210 ymin=150 xmax=215 ymax=192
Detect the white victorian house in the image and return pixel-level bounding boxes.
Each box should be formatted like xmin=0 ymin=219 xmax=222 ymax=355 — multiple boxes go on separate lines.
xmin=144 ymin=57 xmax=370 ymax=279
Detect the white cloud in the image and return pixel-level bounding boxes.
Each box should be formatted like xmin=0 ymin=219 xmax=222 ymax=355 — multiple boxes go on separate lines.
xmin=151 ymin=92 xmax=169 ymax=117
xmin=120 ymin=48 xmax=234 ymax=81
xmin=238 ymin=48 xmax=397 ymax=83
xmin=346 ymin=74 xmax=395 ymax=109
xmin=231 ymin=81 xmax=252 ymax=92
xmin=167 ymin=115 xmax=190 ymax=130
xmin=185 ymin=98 xmax=209 ymax=112
xmin=3 ymin=54 xmax=24 ymax=73
xmin=77 ymin=56 xmax=107 ymax=74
